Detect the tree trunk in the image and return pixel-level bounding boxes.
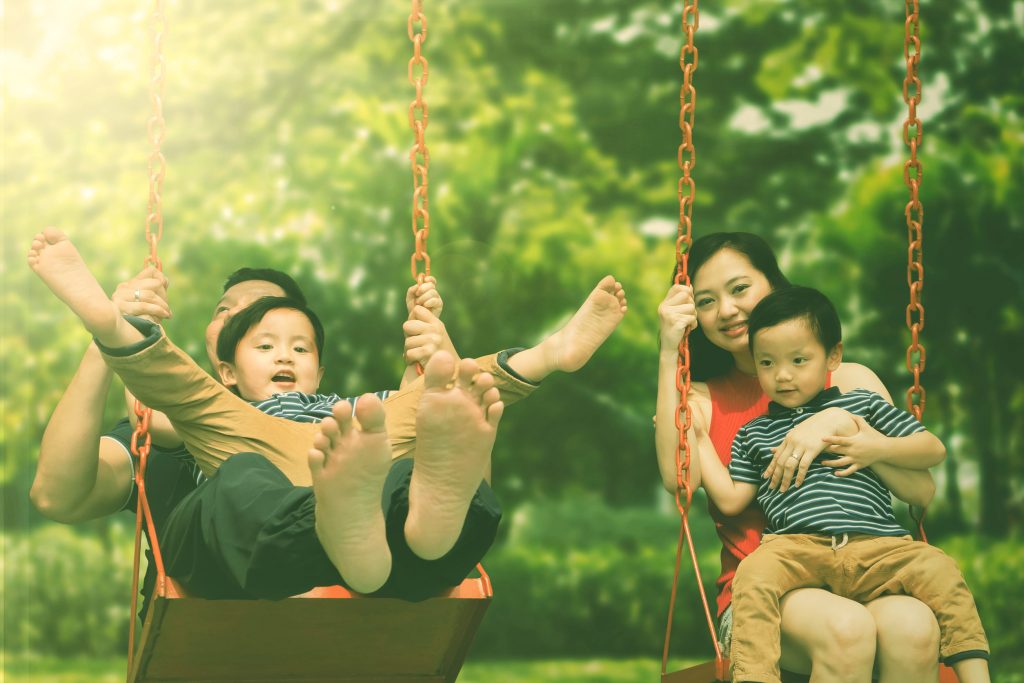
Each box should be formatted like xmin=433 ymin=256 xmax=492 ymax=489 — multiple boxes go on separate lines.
xmin=977 ymin=358 xmax=1010 ymax=537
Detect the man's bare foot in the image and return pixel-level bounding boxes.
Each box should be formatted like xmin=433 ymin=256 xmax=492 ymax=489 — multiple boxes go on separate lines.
xmin=508 ymin=275 xmax=628 ymax=382
xmin=405 ymin=352 xmax=503 ymax=560
xmin=309 ymin=396 xmax=393 ymax=594
xmin=27 ymin=228 xmax=134 ymax=346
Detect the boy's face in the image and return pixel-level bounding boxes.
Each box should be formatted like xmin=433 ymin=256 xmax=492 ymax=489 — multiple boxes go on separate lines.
xmin=752 ymin=317 xmax=842 ymax=408
xmin=205 ymin=280 xmax=287 ymax=369
xmin=217 ymin=308 xmax=324 ymax=401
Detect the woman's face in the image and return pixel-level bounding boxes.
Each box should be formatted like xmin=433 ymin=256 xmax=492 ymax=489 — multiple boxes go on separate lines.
xmin=692 ymin=248 xmax=774 ymax=356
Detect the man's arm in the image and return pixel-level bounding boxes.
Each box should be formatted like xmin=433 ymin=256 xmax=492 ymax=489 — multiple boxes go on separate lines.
xmin=31 ymin=344 xmax=134 ymax=523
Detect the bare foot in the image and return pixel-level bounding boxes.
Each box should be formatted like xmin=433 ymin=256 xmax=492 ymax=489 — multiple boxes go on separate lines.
xmin=309 ymin=396 xmax=393 ymax=594
xmin=27 ymin=228 xmax=132 ymax=346
xmin=405 ymin=352 xmax=503 ymax=560
xmin=507 ymin=275 xmax=628 ymax=382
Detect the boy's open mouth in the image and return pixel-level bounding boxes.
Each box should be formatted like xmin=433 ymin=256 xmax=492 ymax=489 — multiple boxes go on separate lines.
xmin=272 ymin=371 xmax=295 ymax=382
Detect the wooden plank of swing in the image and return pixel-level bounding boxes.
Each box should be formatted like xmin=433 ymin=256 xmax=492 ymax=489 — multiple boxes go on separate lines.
xmin=661 ymin=660 xmax=721 ymax=683
xmin=129 ymin=578 xmax=491 ymax=683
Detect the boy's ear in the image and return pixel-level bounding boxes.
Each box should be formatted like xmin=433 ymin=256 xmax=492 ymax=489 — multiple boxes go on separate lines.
xmin=827 ymin=341 xmax=843 ymax=371
xmin=316 ymin=365 xmax=325 ymax=390
xmin=217 ymin=361 xmax=238 ymax=387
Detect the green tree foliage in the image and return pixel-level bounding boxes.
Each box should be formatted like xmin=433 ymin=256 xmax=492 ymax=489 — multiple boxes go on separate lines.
xmin=2 ymin=0 xmax=1021 ymax=660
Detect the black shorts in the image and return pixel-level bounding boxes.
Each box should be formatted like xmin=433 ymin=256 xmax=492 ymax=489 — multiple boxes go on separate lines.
xmin=160 ymin=453 xmax=501 ymax=601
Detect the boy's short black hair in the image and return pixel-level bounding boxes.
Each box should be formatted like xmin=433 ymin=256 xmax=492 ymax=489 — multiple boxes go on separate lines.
xmin=747 ymin=286 xmax=842 ymax=353
xmin=223 ymin=268 xmax=307 ymax=307
xmin=217 ymin=296 xmax=325 ymax=364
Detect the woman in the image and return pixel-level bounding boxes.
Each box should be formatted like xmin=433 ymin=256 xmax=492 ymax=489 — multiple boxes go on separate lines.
xmin=655 ymin=233 xmax=944 ymax=683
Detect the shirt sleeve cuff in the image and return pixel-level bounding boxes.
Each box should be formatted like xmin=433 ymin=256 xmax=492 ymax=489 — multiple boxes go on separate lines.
xmin=94 ymin=316 xmax=163 ymax=357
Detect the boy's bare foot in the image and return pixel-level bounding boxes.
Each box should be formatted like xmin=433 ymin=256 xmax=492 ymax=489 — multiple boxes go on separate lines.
xmin=508 ymin=275 xmax=628 ymax=382
xmin=27 ymin=228 xmax=125 ymax=344
xmin=309 ymin=396 xmax=393 ymax=594
xmin=405 ymin=352 xmax=503 ymax=560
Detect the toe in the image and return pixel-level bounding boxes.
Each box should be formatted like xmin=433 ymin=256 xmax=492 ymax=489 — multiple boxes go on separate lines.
xmin=319 ymin=415 xmax=342 ymax=442
xmin=471 ymin=371 xmax=496 ymax=402
xmin=423 ymin=350 xmax=456 ymax=389
xmin=312 ymin=430 xmax=333 ymax=453
xmin=42 ymin=227 xmax=66 ymax=244
xmin=485 ymin=400 xmax=504 ymax=427
xmin=354 ymin=393 xmax=387 ymax=433
xmin=333 ymin=397 xmax=358 ymax=423
xmin=308 ymin=448 xmax=326 ymax=475
xmin=455 ymin=358 xmax=479 ymax=389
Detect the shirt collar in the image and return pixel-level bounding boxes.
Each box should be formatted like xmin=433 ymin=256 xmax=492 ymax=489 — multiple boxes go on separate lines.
xmin=767 ymin=386 xmax=842 ymax=416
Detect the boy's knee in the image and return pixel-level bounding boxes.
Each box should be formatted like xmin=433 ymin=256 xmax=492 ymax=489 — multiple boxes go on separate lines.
xmin=734 ymin=552 xmax=786 ymax=592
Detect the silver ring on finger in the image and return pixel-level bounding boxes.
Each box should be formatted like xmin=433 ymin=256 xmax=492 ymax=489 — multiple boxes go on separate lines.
xmin=134 ymin=288 xmax=142 ymax=302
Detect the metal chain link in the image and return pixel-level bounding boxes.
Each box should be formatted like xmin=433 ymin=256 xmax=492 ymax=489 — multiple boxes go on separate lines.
xmin=408 ymin=0 xmax=431 ymax=282
xmin=903 ymin=0 xmax=926 ymax=420
xmin=674 ymin=0 xmax=700 ymax=516
xmin=665 ymin=2 xmax=724 ymax=678
xmin=131 ymin=0 xmax=166 ymax=489
xmin=144 ymin=0 xmax=167 ymax=271
xmin=128 ymin=2 xmax=166 ymax=672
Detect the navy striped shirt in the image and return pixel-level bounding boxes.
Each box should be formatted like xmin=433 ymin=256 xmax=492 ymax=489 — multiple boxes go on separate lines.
xmin=251 ymin=390 xmax=392 ymax=423
xmin=729 ymin=387 xmax=925 ymax=536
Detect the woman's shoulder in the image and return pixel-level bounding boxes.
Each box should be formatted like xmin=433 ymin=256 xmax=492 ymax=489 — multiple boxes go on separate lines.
xmin=688 ymin=380 xmax=711 ymax=401
xmin=833 ymin=362 xmax=891 ymax=399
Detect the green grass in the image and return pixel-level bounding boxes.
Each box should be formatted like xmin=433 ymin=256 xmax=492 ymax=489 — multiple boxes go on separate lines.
xmin=6 ymin=655 xmax=1023 ymax=682
xmin=2 ymin=654 xmax=696 ymax=682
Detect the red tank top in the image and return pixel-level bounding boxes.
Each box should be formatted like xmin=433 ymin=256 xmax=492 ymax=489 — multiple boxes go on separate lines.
xmin=706 ymin=367 xmax=830 ymax=615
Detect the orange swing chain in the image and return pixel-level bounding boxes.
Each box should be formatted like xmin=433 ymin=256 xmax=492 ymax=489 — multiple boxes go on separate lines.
xmin=662 ymin=0 xmax=725 ymax=679
xmin=903 ymin=0 xmax=925 ymax=422
xmin=408 ymin=0 xmax=431 ymax=284
xmin=902 ymin=0 xmax=931 ymax=545
xmin=127 ymin=0 xmax=168 ymax=674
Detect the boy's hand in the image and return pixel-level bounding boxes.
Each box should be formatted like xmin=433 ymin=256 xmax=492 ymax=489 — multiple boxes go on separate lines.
xmin=764 ymin=407 xmax=856 ymax=492
xmin=405 ymin=276 xmax=443 ymax=318
xmin=403 ymin=306 xmax=455 ymax=366
xmin=112 ymin=266 xmax=171 ymax=322
xmin=820 ymin=414 xmax=887 ymax=476
xmin=658 ymin=284 xmax=698 ymax=350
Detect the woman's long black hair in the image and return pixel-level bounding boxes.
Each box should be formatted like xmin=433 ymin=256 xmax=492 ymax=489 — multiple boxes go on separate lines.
xmin=672 ymin=232 xmax=790 ymax=381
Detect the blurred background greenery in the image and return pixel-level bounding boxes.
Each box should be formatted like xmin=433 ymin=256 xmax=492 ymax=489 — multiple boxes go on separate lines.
xmin=2 ymin=0 xmax=1022 ymax=680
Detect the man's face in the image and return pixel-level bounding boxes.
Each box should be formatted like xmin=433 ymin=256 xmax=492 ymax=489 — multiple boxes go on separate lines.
xmin=205 ymin=280 xmax=287 ymax=368
xmin=752 ymin=317 xmax=842 ymax=408
xmin=217 ymin=307 xmax=323 ymax=401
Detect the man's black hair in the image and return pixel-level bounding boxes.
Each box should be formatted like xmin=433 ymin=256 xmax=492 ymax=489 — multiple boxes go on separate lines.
xmin=217 ymin=296 xmax=325 ymax=364
xmin=223 ymin=268 xmax=307 ymax=307
xmin=747 ymin=286 xmax=842 ymax=353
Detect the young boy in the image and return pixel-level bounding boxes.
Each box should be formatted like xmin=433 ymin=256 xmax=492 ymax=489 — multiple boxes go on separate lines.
xmin=28 ymin=228 xmax=628 ymax=595
xmin=694 ymin=286 xmax=990 ymax=683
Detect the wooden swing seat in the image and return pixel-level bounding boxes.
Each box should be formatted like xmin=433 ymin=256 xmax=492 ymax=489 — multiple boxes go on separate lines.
xmin=128 ymin=574 xmax=492 ymax=683
xmin=662 ymin=657 xmax=960 ymax=682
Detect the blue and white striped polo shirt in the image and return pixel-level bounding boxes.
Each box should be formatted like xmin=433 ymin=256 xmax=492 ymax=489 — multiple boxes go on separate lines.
xmin=729 ymin=387 xmax=925 ymax=536
xmin=252 ymin=390 xmax=393 ymax=423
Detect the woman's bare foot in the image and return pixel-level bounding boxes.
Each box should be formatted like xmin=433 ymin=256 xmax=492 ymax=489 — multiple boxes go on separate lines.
xmin=27 ymin=228 xmax=138 ymax=347
xmin=405 ymin=352 xmax=503 ymax=560
xmin=507 ymin=275 xmax=628 ymax=382
xmin=309 ymin=396 xmax=393 ymax=594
